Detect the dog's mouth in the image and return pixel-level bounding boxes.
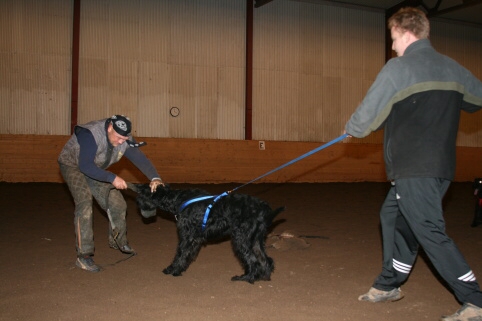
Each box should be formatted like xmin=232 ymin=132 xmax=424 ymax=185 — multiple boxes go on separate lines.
xmin=136 ymin=195 xmax=158 ymax=218
xmin=140 ymin=208 xmax=157 ymax=218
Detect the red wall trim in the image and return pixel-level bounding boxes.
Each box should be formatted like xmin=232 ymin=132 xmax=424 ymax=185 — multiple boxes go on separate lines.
xmin=245 ymin=0 xmax=253 ymax=140
xmin=70 ymin=0 xmax=81 ymax=134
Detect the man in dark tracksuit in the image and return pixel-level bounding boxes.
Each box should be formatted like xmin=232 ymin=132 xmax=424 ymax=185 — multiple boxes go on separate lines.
xmin=344 ymin=7 xmax=482 ymax=321
xmin=58 ymin=115 xmax=164 ymax=273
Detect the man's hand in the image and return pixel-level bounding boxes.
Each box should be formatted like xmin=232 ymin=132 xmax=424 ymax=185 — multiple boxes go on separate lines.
xmin=149 ymin=178 xmax=164 ymax=193
xmin=112 ymin=176 xmax=128 ymax=189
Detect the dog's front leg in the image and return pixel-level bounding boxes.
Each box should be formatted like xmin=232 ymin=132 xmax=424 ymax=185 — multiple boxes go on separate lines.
xmin=163 ymin=234 xmax=203 ymax=276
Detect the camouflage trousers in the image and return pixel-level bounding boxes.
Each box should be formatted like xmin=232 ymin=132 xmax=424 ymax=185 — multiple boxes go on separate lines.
xmin=59 ymin=164 xmax=129 ymax=257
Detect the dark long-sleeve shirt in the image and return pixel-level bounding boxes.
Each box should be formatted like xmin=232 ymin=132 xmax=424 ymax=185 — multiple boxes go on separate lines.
xmin=76 ymin=127 xmax=159 ymax=183
xmin=58 ymin=118 xmax=160 ymax=183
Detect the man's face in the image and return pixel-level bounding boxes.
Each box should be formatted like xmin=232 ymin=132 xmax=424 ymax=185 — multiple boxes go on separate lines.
xmin=391 ymin=27 xmax=408 ymax=57
xmin=107 ymin=123 xmax=128 ymax=146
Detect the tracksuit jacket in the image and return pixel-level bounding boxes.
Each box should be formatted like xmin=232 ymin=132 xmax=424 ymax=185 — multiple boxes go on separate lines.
xmin=345 ymin=39 xmax=482 ymax=181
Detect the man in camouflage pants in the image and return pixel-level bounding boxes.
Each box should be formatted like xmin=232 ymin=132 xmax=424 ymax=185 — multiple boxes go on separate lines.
xmin=58 ymin=115 xmax=163 ymax=272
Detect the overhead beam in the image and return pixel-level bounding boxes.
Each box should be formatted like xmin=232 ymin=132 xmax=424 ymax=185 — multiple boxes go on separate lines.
xmin=427 ymin=0 xmax=482 ymax=17
xmin=254 ymin=0 xmax=275 ymax=8
xmin=385 ymin=0 xmax=482 ymax=61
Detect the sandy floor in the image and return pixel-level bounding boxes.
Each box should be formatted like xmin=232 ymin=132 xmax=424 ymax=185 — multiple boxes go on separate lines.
xmin=1 ymin=181 xmax=481 ymax=321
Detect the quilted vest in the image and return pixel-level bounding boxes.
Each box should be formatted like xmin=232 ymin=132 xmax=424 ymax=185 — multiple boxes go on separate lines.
xmin=58 ymin=119 xmax=130 ymax=169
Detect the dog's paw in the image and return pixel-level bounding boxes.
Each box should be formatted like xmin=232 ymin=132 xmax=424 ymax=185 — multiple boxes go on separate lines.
xmin=231 ymin=275 xmax=255 ymax=284
xmin=163 ymin=266 xmax=183 ymax=276
xmin=163 ymin=266 xmax=174 ymax=275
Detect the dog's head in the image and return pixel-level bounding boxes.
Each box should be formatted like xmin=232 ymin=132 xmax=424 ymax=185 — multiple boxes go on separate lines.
xmin=132 ymin=183 xmax=171 ymax=218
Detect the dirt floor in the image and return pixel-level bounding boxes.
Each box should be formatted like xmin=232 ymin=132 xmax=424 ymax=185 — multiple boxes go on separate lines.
xmin=1 ymin=181 xmax=481 ymax=321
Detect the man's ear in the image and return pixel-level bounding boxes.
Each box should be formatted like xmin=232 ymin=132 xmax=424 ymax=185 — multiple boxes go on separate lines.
xmin=404 ymin=31 xmax=419 ymax=43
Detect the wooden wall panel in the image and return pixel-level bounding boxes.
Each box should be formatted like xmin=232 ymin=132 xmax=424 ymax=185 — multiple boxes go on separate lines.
xmin=1 ymin=135 xmax=480 ymax=184
xmin=0 ymin=135 xmax=70 ymax=182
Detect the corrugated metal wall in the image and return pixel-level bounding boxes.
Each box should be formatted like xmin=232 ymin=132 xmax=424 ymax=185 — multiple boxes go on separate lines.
xmin=252 ymin=2 xmax=385 ymax=143
xmin=78 ymin=0 xmax=246 ymax=139
xmin=0 ymin=0 xmax=72 ymax=135
xmin=0 ymin=0 xmax=481 ymax=146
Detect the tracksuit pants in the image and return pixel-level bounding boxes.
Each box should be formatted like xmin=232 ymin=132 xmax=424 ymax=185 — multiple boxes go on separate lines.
xmin=372 ymin=178 xmax=482 ymax=307
xmin=60 ymin=164 xmax=128 ymax=257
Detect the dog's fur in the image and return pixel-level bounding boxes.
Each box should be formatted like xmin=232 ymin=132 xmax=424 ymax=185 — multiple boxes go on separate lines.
xmin=134 ymin=184 xmax=285 ymax=283
xmin=471 ymin=178 xmax=482 ymax=227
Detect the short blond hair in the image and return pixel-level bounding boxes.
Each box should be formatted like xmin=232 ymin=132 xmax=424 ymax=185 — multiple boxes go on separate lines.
xmin=388 ymin=7 xmax=430 ymax=39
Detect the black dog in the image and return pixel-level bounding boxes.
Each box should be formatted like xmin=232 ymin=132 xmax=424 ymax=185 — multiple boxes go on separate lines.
xmin=133 ymin=184 xmax=285 ymax=283
xmin=471 ymin=178 xmax=482 ymax=227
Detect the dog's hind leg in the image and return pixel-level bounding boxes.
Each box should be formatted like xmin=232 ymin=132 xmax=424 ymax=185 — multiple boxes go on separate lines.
xmin=230 ymin=229 xmax=266 ymax=283
xmin=252 ymin=234 xmax=274 ymax=281
xmin=163 ymin=236 xmax=203 ymax=276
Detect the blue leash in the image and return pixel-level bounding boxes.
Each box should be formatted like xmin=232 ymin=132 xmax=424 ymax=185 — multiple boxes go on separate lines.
xmin=180 ymin=133 xmax=348 ymax=230
xmin=231 ymin=133 xmax=348 ymax=193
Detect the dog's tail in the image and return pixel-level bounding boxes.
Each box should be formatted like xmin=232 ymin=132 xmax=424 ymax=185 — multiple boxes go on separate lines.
xmin=267 ymin=206 xmax=285 ymax=224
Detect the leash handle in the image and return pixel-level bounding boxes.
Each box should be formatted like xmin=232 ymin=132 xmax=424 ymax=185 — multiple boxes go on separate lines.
xmin=233 ymin=133 xmax=348 ymax=192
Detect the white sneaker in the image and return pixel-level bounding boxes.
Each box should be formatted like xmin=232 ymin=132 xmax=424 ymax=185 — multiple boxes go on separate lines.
xmin=440 ymin=303 xmax=482 ymax=321
xmin=358 ymin=287 xmax=404 ymax=303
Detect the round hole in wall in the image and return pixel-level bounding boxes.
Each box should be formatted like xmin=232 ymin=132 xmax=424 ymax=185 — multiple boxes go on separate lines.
xmin=170 ymin=106 xmax=180 ymax=117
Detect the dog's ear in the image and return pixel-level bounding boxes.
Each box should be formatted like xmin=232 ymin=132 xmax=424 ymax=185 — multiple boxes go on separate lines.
xmin=153 ymin=183 xmax=170 ymax=193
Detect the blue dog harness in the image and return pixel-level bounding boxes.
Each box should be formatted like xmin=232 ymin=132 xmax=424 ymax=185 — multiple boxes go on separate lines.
xmin=180 ymin=134 xmax=348 ymax=230
xmin=179 ymin=192 xmax=230 ymax=230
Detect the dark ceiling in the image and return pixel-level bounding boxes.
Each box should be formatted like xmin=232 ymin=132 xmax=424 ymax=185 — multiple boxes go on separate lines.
xmin=256 ymin=0 xmax=482 ymax=26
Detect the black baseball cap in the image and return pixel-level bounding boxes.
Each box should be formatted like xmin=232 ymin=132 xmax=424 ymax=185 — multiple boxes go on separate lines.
xmin=110 ymin=115 xmax=131 ymax=136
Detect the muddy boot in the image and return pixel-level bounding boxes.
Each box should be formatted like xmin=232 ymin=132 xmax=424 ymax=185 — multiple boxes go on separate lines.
xmin=75 ymin=255 xmax=101 ymax=273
